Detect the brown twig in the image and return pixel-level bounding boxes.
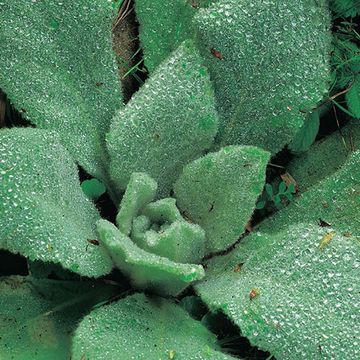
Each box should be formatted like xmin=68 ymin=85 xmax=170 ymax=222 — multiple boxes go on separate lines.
xmin=314 ymin=80 xmax=354 ymax=111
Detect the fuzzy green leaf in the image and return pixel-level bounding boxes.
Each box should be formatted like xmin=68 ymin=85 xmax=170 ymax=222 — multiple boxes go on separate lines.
xmin=72 ymin=293 xmax=235 ymax=360
xmin=107 ymin=40 xmax=219 ymax=198
xmin=136 ymin=0 xmax=196 ymax=73
xmin=0 ymin=128 xmax=113 ymax=277
xmin=262 ymin=150 xmax=360 ymax=238
xmin=195 ymin=223 xmax=359 ymax=359
xmin=0 ymin=1 xmax=122 ymax=180
xmin=346 ymin=75 xmax=360 ymax=118
xmin=175 ymin=146 xmax=270 ymax=253
xmin=194 ymin=0 xmax=332 ymax=153
xmin=97 ymin=220 xmax=205 ymax=296
xmin=289 ymin=110 xmax=320 ymax=153
xmin=285 ymin=120 xmax=360 ymax=192
xmin=136 ymin=0 xmax=219 ymax=73
xmin=142 ymin=198 xmax=183 ymax=223
xmin=0 ymin=276 xmax=121 ymax=360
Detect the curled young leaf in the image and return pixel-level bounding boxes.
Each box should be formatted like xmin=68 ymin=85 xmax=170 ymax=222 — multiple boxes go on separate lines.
xmin=97 ymin=219 xmax=205 ymax=296
xmin=116 ymin=172 xmax=158 ymax=236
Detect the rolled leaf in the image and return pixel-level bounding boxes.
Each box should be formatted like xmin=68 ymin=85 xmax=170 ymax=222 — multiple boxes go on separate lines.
xmin=97 ymin=219 xmax=205 ymax=296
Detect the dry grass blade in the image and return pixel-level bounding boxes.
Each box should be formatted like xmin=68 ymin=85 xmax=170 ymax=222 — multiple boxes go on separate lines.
xmin=113 ymin=0 xmax=133 ymax=30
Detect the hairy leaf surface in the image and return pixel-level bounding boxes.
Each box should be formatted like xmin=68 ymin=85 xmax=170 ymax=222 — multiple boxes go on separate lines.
xmin=97 ymin=220 xmax=205 ymax=296
xmin=0 ymin=276 xmax=120 ymax=360
xmin=73 ymin=293 xmax=235 ymax=360
xmin=107 ymin=40 xmax=219 ymax=198
xmin=0 ymin=128 xmax=113 ymax=277
xmin=175 ymin=146 xmax=269 ymax=253
xmin=286 ymin=121 xmax=360 ymax=192
xmin=136 ymin=0 xmax=219 ymax=73
xmin=0 ymin=0 xmax=122 ymax=179
xmin=194 ymin=0 xmax=332 ymax=153
xmin=136 ymin=0 xmax=196 ymax=73
xmin=196 ymin=224 xmax=359 ymax=359
xmin=262 ymin=150 xmax=360 ymax=236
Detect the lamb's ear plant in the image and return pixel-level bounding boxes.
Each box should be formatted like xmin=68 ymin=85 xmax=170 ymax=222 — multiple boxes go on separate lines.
xmin=0 ymin=0 xmax=359 ymax=359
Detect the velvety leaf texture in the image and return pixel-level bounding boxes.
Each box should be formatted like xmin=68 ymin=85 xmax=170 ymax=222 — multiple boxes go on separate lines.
xmin=196 ymin=224 xmax=359 ymax=359
xmin=0 ymin=128 xmax=113 ymax=277
xmin=262 ymin=150 xmax=360 ymax=237
xmin=175 ymin=146 xmax=270 ymax=253
xmin=116 ymin=172 xmax=158 ymax=235
xmin=136 ymin=0 xmax=196 ymax=73
xmin=97 ymin=220 xmax=205 ymax=296
xmin=72 ymin=293 xmax=235 ymax=360
xmin=194 ymin=0 xmax=332 ymax=153
xmin=107 ymin=40 xmax=219 ymax=198
xmin=286 ymin=120 xmax=360 ymax=192
xmin=0 ymin=0 xmax=122 ymax=180
xmin=0 ymin=276 xmax=121 ymax=360
xmin=136 ymin=0 xmax=219 ymax=73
